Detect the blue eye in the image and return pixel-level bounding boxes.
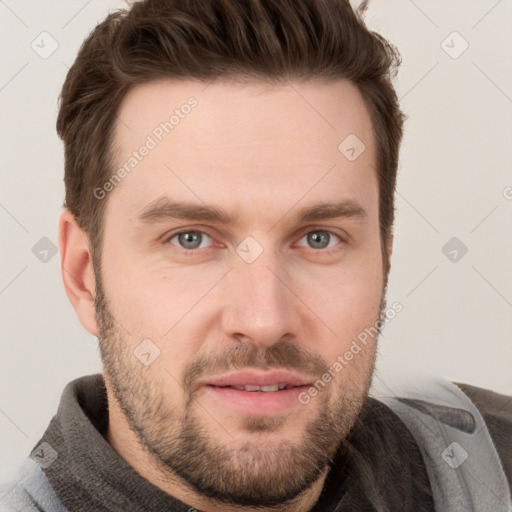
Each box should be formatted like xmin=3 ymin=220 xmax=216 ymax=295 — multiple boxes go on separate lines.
xmin=168 ymin=231 xmax=214 ymax=251
xmin=166 ymin=229 xmax=342 ymax=254
xmin=296 ymin=231 xmax=342 ymax=250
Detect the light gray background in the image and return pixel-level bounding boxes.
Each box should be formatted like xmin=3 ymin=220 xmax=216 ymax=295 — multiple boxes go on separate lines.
xmin=1 ymin=0 xmax=511 ymax=477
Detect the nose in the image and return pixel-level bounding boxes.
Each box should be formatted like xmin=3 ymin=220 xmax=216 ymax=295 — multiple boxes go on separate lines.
xmin=220 ymin=248 xmax=302 ymax=347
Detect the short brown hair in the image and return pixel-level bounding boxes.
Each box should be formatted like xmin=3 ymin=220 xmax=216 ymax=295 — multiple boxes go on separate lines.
xmin=57 ymin=0 xmax=405 ymax=273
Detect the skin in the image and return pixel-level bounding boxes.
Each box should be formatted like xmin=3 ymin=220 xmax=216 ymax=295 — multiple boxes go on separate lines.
xmin=59 ymin=78 xmax=392 ymax=512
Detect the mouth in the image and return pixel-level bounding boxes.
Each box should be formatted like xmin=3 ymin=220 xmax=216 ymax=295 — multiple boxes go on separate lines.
xmin=200 ymin=370 xmax=314 ymax=416
xmin=210 ymin=383 xmax=302 ymax=392
xmin=203 ymin=384 xmax=312 ymax=416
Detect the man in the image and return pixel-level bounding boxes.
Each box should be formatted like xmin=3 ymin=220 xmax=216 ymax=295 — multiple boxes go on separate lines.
xmin=1 ymin=0 xmax=510 ymax=511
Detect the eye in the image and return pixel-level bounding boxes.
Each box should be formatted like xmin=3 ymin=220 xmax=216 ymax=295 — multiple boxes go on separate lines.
xmin=167 ymin=230 xmax=214 ymax=251
xmin=165 ymin=228 xmax=343 ymax=255
xmin=296 ymin=230 xmax=342 ymax=251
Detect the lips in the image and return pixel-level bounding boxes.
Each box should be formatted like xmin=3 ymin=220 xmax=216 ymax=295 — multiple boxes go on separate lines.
xmin=200 ymin=370 xmax=316 ymax=416
xmin=201 ymin=369 xmax=314 ymax=389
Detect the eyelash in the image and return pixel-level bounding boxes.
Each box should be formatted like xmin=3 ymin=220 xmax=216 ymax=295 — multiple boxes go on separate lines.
xmin=165 ymin=228 xmax=344 ymax=256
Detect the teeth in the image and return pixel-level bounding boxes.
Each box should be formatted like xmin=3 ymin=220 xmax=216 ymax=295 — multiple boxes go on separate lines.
xmin=261 ymin=384 xmax=280 ymax=392
xmin=230 ymin=384 xmax=290 ymax=392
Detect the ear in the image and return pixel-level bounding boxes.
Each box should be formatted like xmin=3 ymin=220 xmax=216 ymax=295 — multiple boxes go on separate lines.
xmin=58 ymin=209 xmax=98 ymax=337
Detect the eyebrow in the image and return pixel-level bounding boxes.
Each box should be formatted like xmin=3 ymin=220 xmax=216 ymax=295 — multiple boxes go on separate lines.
xmin=136 ymin=197 xmax=368 ymax=227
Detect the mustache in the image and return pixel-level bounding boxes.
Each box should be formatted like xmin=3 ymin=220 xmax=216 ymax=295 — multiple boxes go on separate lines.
xmin=182 ymin=339 xmax=329 ymax=396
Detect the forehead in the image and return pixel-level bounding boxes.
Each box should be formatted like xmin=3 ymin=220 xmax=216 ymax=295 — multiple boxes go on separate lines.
xmin=108 ymin=78 xmax=378 ymax=227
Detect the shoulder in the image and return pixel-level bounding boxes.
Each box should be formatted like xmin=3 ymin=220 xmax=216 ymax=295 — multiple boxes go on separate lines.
xmin=454 ymin=381 xmax=512 ymax=490
xmin=372 ymin=377 xmax=512 ymax=510
xmin=0 ymin=457 xmax=69 ymax=512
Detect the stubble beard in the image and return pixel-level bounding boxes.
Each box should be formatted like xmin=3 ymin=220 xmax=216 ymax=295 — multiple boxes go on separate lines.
xmin=94 ymin=271 xmax=383 ymax=508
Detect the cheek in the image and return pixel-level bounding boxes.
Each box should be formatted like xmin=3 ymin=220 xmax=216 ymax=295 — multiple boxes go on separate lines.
xmin=296 ymin=258 xmax=384 ymax=374
xmin=300 ymin=251 xmax=384 ymax=328
xmin=102 ymin=261 xmax=220 ymax=373
xmin=100 ymin=235 xmax=192 ymax=329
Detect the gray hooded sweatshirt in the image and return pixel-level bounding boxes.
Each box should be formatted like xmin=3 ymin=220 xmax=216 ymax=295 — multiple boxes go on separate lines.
xmin=0 ymin=374 xmax=510 ymax=511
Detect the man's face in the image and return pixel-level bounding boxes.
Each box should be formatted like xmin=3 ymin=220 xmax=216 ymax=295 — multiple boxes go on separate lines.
xmin=95 ymin=78 xmax=386 ymax=508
